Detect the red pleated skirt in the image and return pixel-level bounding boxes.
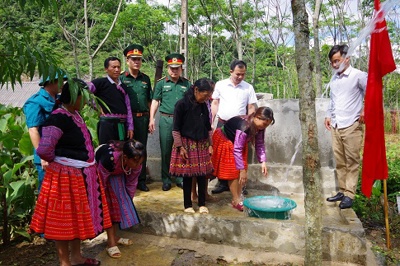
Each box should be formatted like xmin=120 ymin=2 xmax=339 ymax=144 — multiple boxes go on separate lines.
xmin=30 ymin=162 xmax=112 ymax=240
xmin=212 ymin=128 xmax=248 ymax=180
xmin=169 ymin=137 xmax=213 ymax=177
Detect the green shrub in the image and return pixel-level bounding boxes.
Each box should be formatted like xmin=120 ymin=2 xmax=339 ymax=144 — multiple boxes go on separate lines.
xmin=0 ymin=104 xmax=36 ymax=245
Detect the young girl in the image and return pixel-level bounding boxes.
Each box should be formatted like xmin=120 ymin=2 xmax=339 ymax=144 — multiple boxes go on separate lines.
xmin=169 ymin=78 xmax=214 ymax=214
xmin=212 ymin=107 xmax=275 ymax=211
xmin=95 ymin=139 xmax=145 ymax=258
xmin=30 ymin=79 xmax=111 ymax=266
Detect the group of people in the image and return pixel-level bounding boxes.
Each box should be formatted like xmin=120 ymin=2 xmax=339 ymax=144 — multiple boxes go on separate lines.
xmin=23 ymin=43 xmax=275 ymax=266
xmin=22 ymin=42 xmax=362 ymax=265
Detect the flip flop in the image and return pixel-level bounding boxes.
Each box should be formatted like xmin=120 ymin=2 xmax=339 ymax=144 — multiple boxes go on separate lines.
xmin=232 ymin=202 xmax=244 ymax=212
xmin=106 ymin=246 xmax=121 ymax=259
xmin=199 ymin=206 xmax=209 ymax=214
xmin=184 ymin=207 xmax=195 ymax=213
xmin=117 ymin=238 xmax=133 ymax=246
xmin=72 ymin=258 xmax=101 ymax=266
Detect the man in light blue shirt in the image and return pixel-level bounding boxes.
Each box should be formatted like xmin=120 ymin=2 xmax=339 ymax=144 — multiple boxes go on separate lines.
xmin=324 ymin=44 xmax=367 ymax=209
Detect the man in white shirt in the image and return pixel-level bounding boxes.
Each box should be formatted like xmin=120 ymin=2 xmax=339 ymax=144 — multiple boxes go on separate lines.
xmin=211 ymin=59 xmax=258 ymax=194
xmin=324 ymin=44 xmax=367 ymax=209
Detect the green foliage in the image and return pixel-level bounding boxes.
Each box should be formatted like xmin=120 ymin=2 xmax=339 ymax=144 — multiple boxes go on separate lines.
xmin=0 ymin=105 xmax=36 ymax=244
xmin=353 ymin=135 xmax=400 ymax=225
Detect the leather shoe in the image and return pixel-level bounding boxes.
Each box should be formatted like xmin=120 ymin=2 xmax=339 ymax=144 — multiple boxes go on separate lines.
xmin=339 ymin=196 xmax=353 ymax=209
xmin=326 ymin=192 xmax=344 ymax=202
xmin=162 ymin=183 xmax=171 ymax=191
xmin=137 ymin=183 xmax=150 ymax=192
xmin=211 ymin=185 xmax=229 ymax=194
xmin=176 ymin=182 xmax=183 ymax=189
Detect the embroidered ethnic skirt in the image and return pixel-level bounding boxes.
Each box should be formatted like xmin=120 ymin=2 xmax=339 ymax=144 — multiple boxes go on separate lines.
xmin=169 ymin=137 xmax=213 ymax=177
xmin=212 ymin=128 xmax=248 ymax=180
xmin=30 ymin=162 xmax=112 ymax=240
xmin=106 ymin=174 xmax=140 ymax=229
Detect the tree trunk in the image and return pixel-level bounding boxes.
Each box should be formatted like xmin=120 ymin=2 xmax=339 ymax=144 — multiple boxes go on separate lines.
xmin=291 ymin=0 xmax=323 ymax=265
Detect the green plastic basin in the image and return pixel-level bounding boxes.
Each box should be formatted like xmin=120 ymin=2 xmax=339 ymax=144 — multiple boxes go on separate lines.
xmin=243 ymin=196 xmax=297 ymax=220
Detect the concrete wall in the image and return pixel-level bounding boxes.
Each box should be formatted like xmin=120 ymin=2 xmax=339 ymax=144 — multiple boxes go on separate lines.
xmin=146 ymin=98 xmax=338 ymax=196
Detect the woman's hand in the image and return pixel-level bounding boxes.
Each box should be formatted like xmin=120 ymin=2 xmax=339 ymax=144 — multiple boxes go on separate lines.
xmin=179 ymin=147 xmax=188 ymax=160
xmin=261 ymin=162 xmax=268 ymax=176
xmin=239 ymin=170 xmax=247 ymax=186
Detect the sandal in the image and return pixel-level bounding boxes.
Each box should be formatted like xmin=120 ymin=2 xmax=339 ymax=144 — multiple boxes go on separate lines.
xmin=199 ymin=206 xmax=209 ymax=214
xmin=184 ymin=207 xmax=195 ymax=213
xmin=232 ymin=202 xmax=244 ymax=212
xmin=106 ymin=246 xmax=121 ymax=259
xmin=117 ymin=238 xmax=133 ymax=246
xmin=72 ymin=258 xmax=101 ymax=266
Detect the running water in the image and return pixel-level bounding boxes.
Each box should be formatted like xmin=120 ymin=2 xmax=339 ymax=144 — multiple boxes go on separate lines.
xmin=284 ymin=136 xmax=302 ymax=181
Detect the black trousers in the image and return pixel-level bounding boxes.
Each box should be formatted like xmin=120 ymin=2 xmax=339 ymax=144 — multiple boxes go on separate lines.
xmin=183 ymin=176 xmax=206 ymax=209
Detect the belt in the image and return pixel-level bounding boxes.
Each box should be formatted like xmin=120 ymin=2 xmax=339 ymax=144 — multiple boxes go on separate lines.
xmin=160 ymin=112 xmax=173 ymax=117
xmin=100 ymin=116 xmax=126 ymax=123
xmin=132 ymin=112 xmax=149 ymax=117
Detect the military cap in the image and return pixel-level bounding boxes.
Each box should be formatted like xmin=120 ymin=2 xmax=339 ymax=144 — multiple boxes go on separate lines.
xmin=165 ymin=53 xmax=185 ymax=67
xmin=124 ymin=44 xmax=144 ymax=58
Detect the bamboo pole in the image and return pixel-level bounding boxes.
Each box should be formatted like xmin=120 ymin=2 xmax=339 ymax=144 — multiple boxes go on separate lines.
xmin=383 ymin=179 xmax=391 ymax=249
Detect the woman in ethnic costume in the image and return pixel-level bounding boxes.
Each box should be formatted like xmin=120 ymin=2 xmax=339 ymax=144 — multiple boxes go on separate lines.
xmin=30 ymin=79 xmax=111 ymax=266
xmin=169 ymin=78 xmax=214 ymax=214
xmin=95 ymin=139 xmax=145 ymax=258
xmin=212 ymin=107 xmax=275 ymax=212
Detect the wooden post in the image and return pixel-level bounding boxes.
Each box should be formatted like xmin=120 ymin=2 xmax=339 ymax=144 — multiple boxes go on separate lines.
xmin=180 ymin=0 xmax=188 ymax=78
xmin=383 ymin=179 xmax=391 ymax=249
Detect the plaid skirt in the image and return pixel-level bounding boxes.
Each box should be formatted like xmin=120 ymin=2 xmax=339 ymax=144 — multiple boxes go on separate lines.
xmin=169 ymin=137 xmax=213 ymax=177
xmin=30 ymin=162 xmax=112 ymax=240
xmin=107 ymin=174 xmax=140 ymax=229
xmin=212 ymin=128 xmax=248 ymax=180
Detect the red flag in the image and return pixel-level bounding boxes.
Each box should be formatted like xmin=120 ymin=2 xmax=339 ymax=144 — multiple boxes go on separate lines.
xmin=361 ymin=0 xmax=396 ymax=198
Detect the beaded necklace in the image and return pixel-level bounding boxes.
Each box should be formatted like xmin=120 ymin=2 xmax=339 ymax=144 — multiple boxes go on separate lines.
xmin=121 ymin=156 xmax=132 ymax=175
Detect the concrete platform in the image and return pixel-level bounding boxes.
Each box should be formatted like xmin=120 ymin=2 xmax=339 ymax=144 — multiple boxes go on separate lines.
xmin=90 ymin=180 xmax=371 ymax=265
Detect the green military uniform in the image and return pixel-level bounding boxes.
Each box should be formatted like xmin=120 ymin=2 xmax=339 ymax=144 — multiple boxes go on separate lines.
xmin=120 ymin=70 xmax=152 ymax=186
xmin=153 ymin=74 xmax=191 ymax=186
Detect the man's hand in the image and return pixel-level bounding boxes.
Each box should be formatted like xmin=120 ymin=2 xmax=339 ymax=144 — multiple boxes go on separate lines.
xmin=324 ymin=117 xmax=332 ymax=131
xmin=149 ymin=119 xmax=156 ymax=134
xmin=359 ymin=109 xmax=365 ymax=124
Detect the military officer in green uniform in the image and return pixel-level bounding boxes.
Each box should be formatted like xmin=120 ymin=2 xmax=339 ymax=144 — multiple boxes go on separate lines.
xmin=149 ymin=53 xmax=191 ymax=191
xmin=120 ymin=44 xmax=153 ymax=192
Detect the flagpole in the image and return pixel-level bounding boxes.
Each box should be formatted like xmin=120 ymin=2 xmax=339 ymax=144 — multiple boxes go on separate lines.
xmin=383 ymin=179 xmax=391 ymax=249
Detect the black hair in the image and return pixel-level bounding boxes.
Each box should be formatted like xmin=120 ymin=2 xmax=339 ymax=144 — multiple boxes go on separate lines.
xmin=104 ymin=57 xmax=121 ymax=68
xmin=59 ymin=78 xmax=87 ymax=104
xmin=230 ymin=59 xmax=247 ymax=71
xmin=328 ymin=44 xmax=349 ymax=60
xmin=111 ymin=139 xmax=146 ymax=162
xmin=255 ymin=106 xmax=275 ymax=125
xmin=185 ymin=78 xmax=214 ymax=103
xmin=248 ymin=106 xmax=275 ymax=144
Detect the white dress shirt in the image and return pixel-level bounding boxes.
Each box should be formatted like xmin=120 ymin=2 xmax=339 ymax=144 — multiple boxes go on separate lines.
xmin=212 ymin=78 xmax=257 ymax=121
xmin=326 ymin=66 xmax=367 ymax=129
